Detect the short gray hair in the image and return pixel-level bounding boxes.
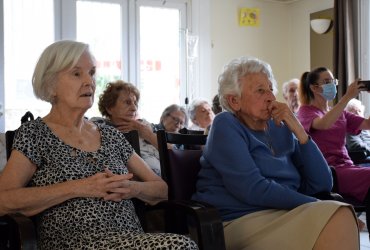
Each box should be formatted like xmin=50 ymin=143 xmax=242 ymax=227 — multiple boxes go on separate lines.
xmin=282 ymin=78 xmax=299 ymax=96
xmin=32 ymin=40 xmax=91 ymax=103
xmin=218 ymin=56 xmax=277 ymax=113
xmin=345 ymin=99 xmax=365 ymax=114
xmin=188 ymin=99 xmax=209 ymax=122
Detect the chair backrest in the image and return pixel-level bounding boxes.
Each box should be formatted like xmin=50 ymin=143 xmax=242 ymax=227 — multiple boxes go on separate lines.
xmin=156 ymin=129 xmax=207 ymax=200
xmin=5 ymin=130 xmax=16 ymax=160
xmin=6 ymin=111 xmax=35 ymax=160
xmin=0 ymin=213 xmax=37 ymax=250
xmin=156 ymin=130 xmax=227 ymax=250
xmin=123 ymin=130 xmax=141 ymax=156
xmin=179 ymin=127 xmax=205 ymax=135
xmin=20 ymin=112 xmax=34 ymax=124
xmin=329 ymin=167 xmax=339 ymax=193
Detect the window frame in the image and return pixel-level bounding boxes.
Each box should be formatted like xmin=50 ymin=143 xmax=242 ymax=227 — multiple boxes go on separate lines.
xmin=359 ymin=0 xmax=370 ymax=116
xmin=0 ymin=0 xmax=211 ymax=131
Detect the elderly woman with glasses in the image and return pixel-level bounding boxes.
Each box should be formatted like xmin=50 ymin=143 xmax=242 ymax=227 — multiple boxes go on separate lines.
xmin=153 ymin=104 xmax=188 ymax=133
xmin=297 ymin=67 xmax=370 ymax=209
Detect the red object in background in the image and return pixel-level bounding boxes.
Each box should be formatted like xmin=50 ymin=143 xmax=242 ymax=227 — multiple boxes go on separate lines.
xmin=146 ymin=60 xmax=153 ymax=71
xmin=103 ymin=61 xmax=110 ymax=68
xmin=96 ymin=60 xmax=121 ymax=69
xmin=116 ymin=61 xmax=121 ymax=69
xmin=155 ymin=60 xmax=161 ymax=71
xmin=140 ymin=59 xmax=162 ymax=71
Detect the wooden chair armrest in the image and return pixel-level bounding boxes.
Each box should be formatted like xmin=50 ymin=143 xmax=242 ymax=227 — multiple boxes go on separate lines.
xmin=0 ymin=213 xmax=37 ymax=250
xmin=312 ymin=191 xmax=344 ymax=202
xmin=152 ymin=200 xmax=226 ymax=250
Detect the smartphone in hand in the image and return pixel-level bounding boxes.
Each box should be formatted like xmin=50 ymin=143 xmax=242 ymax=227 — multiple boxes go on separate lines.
xmin=358 ymin=80 xmax=370 ymax=91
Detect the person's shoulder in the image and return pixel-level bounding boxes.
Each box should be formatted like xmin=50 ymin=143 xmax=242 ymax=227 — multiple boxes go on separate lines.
xmin=297 ymin=104 xmax=315 ymax=112
xmin=214 ymin=111 xmax=232 ymax=120
xmin=344 ymin=109 xmax=363 ymax=120
xmin=90 ymin=118 xmax=118 ymax=132
xmin=212 ymin=112 xmax=243 ymax=133
xmin=14 ymin=117 xmax=46 ymax=145
xmin=90 ymin=116 xmax=105 ymax=122
xmin=188 ymin=123 xmax=203 ymax=131
xmin=213 ymin=111 xmax=236 ymax=125
xmin=297 ymin=105 xmax=323 ymax=118
xmin=95 ymin=121 xmax=126 ymax=143
xmin=90 ymin=117 xmax=110 ymax=126
xmin=152 ymin=123 xmax=164 ymax=132
xmin=138 ymin=118 xmax=152 ymax=127
xmin=17 ymin=117 xmax=43 ymax=132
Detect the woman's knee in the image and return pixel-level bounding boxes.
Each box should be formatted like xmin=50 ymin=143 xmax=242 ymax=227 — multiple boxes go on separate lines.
xmin=330 ymin=206 xmax=357 ymax=227
xmin=314 ymin=206 xmax=359 ymax=250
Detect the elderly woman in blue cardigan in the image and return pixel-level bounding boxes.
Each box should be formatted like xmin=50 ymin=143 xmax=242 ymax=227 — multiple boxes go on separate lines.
xmin=192 ymin=56 xmax=359 ymax=250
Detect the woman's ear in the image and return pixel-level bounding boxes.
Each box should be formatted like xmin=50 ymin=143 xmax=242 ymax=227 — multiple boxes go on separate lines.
xmin=226 ymin=95 xmax=241 ymax=111
xmin=106 ymin=107 xmax=113 ymax=116
xmin=309 ymin=84 xmax=320 ymax=94
xmin=49 ymin=84 xmax=57 ymax=102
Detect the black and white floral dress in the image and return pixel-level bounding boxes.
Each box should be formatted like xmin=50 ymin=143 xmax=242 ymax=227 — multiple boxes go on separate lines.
xmin=13 ymin=118 xmax=198 ymax=250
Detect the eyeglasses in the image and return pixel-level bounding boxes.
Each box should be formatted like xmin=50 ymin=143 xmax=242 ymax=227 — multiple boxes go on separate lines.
xmin=168 ymin=114 xmax=185 ymax=126
xmin=314 ymin=79 xmax=339 ymax=86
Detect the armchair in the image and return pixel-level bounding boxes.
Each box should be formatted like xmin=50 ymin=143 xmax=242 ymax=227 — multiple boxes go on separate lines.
xmin=156 ymin=129 xmax=226 ymax=250
xmin=0 ymin=117 xmax=224 ymax=249
xmin=0 ymin=214 xmax=37 ymax=250
xmin=348 ymin=150 xmax=370 ymax=165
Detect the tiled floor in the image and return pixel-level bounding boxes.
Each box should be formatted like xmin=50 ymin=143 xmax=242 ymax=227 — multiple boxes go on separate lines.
xmin=360 ymin=213 xmax=370 ymax=250
xmin=361 ymin=232 xmax=369 ymax=250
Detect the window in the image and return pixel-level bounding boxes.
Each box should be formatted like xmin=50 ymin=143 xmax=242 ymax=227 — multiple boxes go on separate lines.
xmin=3 ymin=0 xmax=54 ymax=130
xmin=136 ymin=1 xmax=187 ymax=122
xmin=0 ymin=0 xmax=209 ymax=131
xmin=76 ymin=0 xmax=124 ymax=118
xmin=359 ymin=0 xmax=370 ymax=116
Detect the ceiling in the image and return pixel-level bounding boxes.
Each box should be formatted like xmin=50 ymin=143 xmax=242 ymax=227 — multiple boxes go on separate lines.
xmin=259 ymin=0 xmax=302 ymax=4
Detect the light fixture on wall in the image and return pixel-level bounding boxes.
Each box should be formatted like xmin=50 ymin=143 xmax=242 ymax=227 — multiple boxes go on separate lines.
xmin=310 ymin=18 xmax=332 ymax=34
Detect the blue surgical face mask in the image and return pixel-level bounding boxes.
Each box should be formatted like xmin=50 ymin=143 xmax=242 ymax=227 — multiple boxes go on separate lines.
xmin=321 ymin=82 xmax=337 ymax=100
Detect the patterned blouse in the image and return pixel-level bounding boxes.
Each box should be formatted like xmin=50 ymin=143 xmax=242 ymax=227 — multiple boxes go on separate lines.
xmin=13 ymin=118 xmax=197 ymax=250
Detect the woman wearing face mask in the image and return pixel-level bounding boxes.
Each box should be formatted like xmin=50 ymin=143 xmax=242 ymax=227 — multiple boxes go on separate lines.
xmin=297 ymin=67 xmax=370 ymax=211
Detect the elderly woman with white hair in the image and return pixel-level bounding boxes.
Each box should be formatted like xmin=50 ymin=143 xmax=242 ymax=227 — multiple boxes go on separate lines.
xmin=188 ymin=99 xmax=215 ymax=131
xmin=345 ymin=99 xmax=370 ymax=162
xmin=192 ymin=56 xmax=359 ymax=250
xmin=0 ymin=40 xmax=197 ymax=249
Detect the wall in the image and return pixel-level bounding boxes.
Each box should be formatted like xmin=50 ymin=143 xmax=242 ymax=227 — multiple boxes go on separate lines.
xmin=208 ymin=0 xmax=334 ymax=101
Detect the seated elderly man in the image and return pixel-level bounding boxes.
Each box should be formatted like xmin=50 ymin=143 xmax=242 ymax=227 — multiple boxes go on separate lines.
xmin=282 ymin=78 xmax=300 ymax=114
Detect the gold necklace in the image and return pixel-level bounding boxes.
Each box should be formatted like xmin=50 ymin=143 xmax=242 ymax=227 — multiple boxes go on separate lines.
xmin=264 ymin=125 xmax=275 ymax=155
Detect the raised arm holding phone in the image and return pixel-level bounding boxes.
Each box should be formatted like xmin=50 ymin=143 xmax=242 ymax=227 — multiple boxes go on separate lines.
xmin=297 ymin=67 xmax=370 ymax=211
